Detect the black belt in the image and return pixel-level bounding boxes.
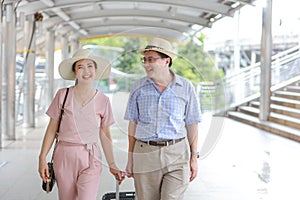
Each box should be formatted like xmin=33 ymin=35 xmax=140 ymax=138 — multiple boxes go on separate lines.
xmin=140 ymin=137 xmax=185 ymax=146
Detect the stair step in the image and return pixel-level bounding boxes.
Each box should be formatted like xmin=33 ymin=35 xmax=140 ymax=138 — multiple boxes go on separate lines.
xmin=249 ymin=101 xmax=259 ymax=108
xmin=269 ymin=112 xmax=300 ymax=129
xmin=273 ymin=90 xmax=300 ymax=100
xmin=271 ymin=96 xmax=300 ymax=109
xmin=238 ymin=106 xmax=300 ymax=129
xmin=270 ymin=104 xmax=300 ymax=118
xmin=227 ymin=111 xmax=300 ymax=142
xmin=286 ymin=85 xmax=300 ymax=92
xmin=248 ymin=101 xmax=300 ymax=118
xmin=238 ymin=106 xmax=259 ymax=117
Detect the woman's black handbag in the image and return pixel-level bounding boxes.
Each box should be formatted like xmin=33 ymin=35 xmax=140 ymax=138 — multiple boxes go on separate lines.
xmin=42 ymin=88 xmax=69 ymax=193
xmin=42 ymin=162 xmax=56 ymax=192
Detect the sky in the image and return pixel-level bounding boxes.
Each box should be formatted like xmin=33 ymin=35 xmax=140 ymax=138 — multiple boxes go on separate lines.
xmin=203 ymin=0 xmax=300 ymax=48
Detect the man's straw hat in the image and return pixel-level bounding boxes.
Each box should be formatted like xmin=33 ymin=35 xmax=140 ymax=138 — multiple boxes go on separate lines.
xmin=139 ymin=37 xmax=177 ymax=60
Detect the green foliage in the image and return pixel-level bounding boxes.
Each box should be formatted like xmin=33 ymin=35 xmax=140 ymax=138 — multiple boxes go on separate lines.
xmin=81 ymin=35 xmax=223 ymax=84
xmin=172 ymin=35 xmax=224 ymax=82
xmin=115 ymin=37 xmax=144 ymax=74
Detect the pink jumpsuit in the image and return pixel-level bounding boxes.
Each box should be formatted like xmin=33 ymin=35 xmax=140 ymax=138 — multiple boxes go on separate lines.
xmin=46 ymin=87 xmax=114 ymax=200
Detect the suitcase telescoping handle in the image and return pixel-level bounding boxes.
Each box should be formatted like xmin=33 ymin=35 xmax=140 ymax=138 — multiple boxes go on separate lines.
xmin=115 ymin=173 xmax=127 ymax=200
xmin=115 ymin=174 xmax=120 ymax=200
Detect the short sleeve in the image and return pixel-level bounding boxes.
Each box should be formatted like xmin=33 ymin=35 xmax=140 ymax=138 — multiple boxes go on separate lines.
xmin=185 ymin=82 xmax=202 ymax=125
xmin=124 ymin=93 xmax=138 ymax=121
xmin=46 ymin=89 xmax=64 ymax=121
xmin=100 ymin=97 xmax=115 ymax=127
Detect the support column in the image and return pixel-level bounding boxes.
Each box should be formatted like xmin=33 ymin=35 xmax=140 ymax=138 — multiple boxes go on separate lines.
xmin=233 ymin=10 xmax=241 ymax=71
xmin=61 ymin=34 xmax=68 ymax=60
xmin=2 ymin=2 xmax=16 ymax=140
xmin=259 ymin=0 xmax=273 ymax=121
xmin=249 ymin=50 xmax=256 ymax=93
xmin=23 ymin=15 xmax=36 ymax=128
xmin=233 ymin=10 xmax=243 ymax=103
xmin=61 ymin=35 xmax=68 ymax=86
xmin=70 ymin=36 xmax=79 ymax=56
xmin=45 ymin=29 xmax=55 ymax=106
xmin=0 ymin=1 xmax=3 ymax=148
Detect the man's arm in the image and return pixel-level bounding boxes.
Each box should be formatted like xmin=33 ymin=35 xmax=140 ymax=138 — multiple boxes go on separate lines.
xmin=126 ymin=120 xmax=137 ymax=177
xmin=186 ymin=123 xmax=199 ymax=182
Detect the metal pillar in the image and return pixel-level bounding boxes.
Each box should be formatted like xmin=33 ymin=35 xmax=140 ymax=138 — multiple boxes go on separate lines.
xmin=45 ymin=29 xmax=55 ymax=106
xmin=0 ymin=1 xmax=2 ymax=148
xmin=23 ymin=15 xmax=36 ymax=128
xmin=233 ymin=10 xmax=243 ymax=102
xmin=233 ymin=10 xmax=241 ymax=71
xmin=2 ymin=2 xmax=16 ymax=140
xmin=61 ymin=34 xmax=68 ymax=59
xmin=61 ymin=35 xmax=68 ymax=86
xmin=259 ymin=0 xmax=272 ymax=121
xmin=70 ymin=37 xmax=79 ymax=56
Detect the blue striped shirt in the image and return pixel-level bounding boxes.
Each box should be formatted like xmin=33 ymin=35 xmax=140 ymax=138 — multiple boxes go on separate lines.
xmin=124 ymin=71 xmax=201 ymax=140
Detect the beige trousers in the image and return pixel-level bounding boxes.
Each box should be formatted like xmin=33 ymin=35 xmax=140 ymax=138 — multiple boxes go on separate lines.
xmin=133 ymin=139 xmax=190 ymax=200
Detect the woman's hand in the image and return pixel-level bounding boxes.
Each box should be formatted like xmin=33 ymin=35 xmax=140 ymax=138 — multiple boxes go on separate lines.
xmin=109 ymin=163 xmax=126 ymax=184
xmin=38 ymin=157 xmax=49 ymax=183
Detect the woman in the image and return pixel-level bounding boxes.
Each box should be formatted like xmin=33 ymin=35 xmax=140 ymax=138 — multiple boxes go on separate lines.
xmin=38 ymin=49 xmax=124 ymax=199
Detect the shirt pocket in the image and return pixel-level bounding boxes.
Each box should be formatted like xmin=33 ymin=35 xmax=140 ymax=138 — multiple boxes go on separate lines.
xmin=164 ymin=95 xmax=186 ymax=123
xmin=137 ymin=94 xmax=157 ymax=124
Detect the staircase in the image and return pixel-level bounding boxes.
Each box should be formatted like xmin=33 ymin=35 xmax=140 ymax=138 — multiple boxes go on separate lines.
xmin=200 ymin=45 xmax=300 ymax=142
xmin=227 ymin=83 xmax=300 ymax=142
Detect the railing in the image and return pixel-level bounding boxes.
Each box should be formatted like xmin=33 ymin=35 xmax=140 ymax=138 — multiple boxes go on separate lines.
xmin=15 ymin=45 xmax=300 ymax=121
xmin=198 ymin=45 xmax=300 ymax=114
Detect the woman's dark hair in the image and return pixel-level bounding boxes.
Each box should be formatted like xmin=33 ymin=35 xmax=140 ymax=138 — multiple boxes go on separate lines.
xmin=72 ymin=60 xmax=97 ymax=72
xmin=157 ymin=52 xmax=172 ymax=67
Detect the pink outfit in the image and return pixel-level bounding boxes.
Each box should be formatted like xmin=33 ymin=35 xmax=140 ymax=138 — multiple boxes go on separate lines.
xmin=46 ymin=86 xmax=114 ymax=200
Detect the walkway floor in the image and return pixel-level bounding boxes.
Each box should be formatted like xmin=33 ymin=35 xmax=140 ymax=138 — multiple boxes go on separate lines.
xmin=0 ymin=113 xmax=300 ymax=200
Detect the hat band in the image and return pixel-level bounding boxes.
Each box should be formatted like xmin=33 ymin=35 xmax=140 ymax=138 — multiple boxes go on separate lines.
xmin=145 ymin=45 xmax=164 ymax=51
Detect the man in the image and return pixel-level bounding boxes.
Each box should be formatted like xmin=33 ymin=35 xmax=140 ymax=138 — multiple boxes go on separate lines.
xmin=124 ymin=37 xmax=201 ymax=200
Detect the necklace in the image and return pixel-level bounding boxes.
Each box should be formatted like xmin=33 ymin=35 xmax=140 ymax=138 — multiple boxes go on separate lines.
xmin=75 ymin=87 xmax=95 ymax=107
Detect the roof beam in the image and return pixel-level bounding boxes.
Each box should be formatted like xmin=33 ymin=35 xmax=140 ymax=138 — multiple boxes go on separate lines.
xmin=71 ymin=9 xmax=211 ymax=28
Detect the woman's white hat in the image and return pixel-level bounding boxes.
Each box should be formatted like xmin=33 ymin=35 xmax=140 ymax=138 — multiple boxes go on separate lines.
xmin=58 ymin=49 xmax=111 ymax=80
xmin=138 ymin=37 xmax=177 ymax=60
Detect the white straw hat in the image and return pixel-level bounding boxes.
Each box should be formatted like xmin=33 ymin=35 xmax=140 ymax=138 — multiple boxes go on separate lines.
xmin=58 ymin=49 xmax=111 ymax=80
xmin=138 ymin=37 xmax=177 ymax=60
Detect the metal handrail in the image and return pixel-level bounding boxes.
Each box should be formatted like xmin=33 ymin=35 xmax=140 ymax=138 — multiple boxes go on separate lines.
xmin=198 ymin=46 xmax=300 ymax=114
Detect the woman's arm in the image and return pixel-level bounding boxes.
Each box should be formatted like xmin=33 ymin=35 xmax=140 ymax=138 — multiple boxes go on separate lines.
xmin=38 ymin=118 xmax=58 ymax=182
xmin=100 ymin=126 xmax=125 ymax=184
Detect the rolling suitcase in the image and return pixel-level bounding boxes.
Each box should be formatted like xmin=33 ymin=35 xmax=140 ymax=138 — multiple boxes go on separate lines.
xmin=102 ymin=175 xmax=135 ymax=200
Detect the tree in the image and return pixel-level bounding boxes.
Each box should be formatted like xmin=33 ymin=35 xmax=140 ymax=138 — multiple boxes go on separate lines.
xmin=172 ymin=34 xmax=224 ymax=82
xmin=81 ymin=35 xmax=223 ymax=84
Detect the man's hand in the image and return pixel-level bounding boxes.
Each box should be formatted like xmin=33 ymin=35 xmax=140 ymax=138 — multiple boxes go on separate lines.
xmin=189 ymin=156 xmax=198 ymax=182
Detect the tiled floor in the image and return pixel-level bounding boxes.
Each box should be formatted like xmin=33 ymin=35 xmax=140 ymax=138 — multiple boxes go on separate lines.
xmin=1 ymin=112 xmax=300 ymax=200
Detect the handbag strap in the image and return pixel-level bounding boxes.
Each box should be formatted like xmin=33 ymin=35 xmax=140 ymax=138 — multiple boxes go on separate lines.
xmin=56 ymin=87 xmax=69 ymax=133
xmin=51 ymin=87 xmax=69 ymax=162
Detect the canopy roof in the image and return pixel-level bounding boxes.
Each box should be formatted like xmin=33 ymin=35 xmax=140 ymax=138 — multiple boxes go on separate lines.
xmin=13 ymin=0 xmax=256 ymax=51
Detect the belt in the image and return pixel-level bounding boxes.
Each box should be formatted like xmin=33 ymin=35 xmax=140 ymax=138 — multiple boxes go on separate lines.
xmin=140 ymin=137 xmax=185 ymax=146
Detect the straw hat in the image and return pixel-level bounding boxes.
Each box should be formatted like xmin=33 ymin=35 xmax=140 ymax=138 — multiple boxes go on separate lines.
xmin=138 ymin=37 xmax=177 ymax=60
xmin=58 ymin=49 xmax=111 ymax=80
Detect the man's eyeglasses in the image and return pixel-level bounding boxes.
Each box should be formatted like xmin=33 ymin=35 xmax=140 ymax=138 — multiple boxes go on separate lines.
xmin=141 ymin=57 xmax=162 ymax=64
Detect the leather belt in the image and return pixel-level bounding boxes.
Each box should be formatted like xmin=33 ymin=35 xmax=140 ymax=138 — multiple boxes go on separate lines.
xmin=140 ymin=137 xmax=185 ymax=146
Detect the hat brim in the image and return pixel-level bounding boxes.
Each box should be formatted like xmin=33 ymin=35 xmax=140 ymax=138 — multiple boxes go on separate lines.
xmin=138 ymin=47 xmax=177 ymax=60
xmin=59 ymin=55 xmax=111 ymax=80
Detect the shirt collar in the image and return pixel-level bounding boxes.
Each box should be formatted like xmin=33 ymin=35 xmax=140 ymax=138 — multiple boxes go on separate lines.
xmin=144 ymin=70 xmax=183 ymax=87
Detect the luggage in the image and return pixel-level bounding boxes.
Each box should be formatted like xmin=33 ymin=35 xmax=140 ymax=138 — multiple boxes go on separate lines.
xmin=102 ymin=175 xmax=135 ymax=200
xmin=101 ymin=191 xmax=135 ymax=200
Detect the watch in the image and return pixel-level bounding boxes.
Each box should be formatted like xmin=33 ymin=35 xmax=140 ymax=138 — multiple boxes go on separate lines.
xmin=191 ymin=151 xmax=200 ymax=158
